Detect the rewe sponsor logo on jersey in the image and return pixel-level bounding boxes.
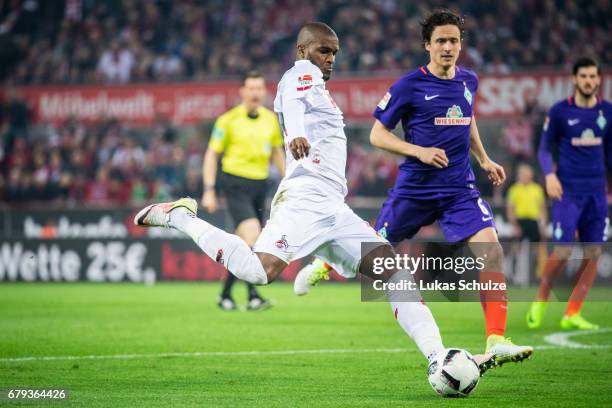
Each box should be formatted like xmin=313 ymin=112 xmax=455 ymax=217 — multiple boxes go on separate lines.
xmin=434 ymin=105 xmax=472 ymax=126
xmin=297 ymin=75 xmax=313 ymax=91
xmin=571 ymin=128 xmax=602 ymax=146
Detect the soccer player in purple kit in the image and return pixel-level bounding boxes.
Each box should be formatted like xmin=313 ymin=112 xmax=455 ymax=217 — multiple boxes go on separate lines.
xmin=295 ymin=9 xmax=533 ymax=366
xmin=527 ymin=57 xmax=612 ymax=330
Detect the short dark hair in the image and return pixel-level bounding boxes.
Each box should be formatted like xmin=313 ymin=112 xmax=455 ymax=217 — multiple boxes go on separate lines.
xmin=241 ymin=70 xmax=264 ymax=86
xmin=572 ymin=57 xmax=600 ymax=76
xmin=421 ymin=8 xmax=464 ymax=44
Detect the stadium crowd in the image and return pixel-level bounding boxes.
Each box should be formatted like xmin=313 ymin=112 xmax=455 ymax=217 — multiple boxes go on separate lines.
xmin=0 ymin=97 xmax=402 ymax=207
xmin=0 ymin=0 xmax=609 ymax=206
xmin=0 ymin=0 xmax=609 ymax=85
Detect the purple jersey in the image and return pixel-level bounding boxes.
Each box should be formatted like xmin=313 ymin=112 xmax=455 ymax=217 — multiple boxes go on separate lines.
xmin=373 ymin=65 xmax=479 ymax=199
xmin=538 ymin=97 xmax=612 ymax=194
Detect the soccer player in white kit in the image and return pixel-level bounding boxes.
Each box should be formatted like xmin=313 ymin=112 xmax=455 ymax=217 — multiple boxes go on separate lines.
xmin=134 ymin=22 xmax=494 ymax=374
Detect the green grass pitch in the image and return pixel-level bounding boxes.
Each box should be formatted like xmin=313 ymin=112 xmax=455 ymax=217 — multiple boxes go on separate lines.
xmin=1 ymin=283 xmax=611 ymax=407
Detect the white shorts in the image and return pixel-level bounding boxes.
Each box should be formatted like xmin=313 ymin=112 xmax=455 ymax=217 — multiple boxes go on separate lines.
xmin=253 ymin=178 xmax=388 ymax=278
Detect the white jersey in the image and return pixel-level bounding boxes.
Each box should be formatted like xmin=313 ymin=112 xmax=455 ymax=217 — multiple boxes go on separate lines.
xmin=274 ymin=59 xmax=348 ymax=197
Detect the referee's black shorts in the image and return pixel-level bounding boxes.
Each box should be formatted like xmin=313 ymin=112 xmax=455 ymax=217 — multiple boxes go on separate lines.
xmin=517 ymin=219 xmax=540 ymax=242
xmin=219 ymin=172 xmax=268 ymax=226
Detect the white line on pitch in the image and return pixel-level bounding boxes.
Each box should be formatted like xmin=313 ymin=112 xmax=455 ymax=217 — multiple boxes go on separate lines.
xmin=0 ymin=341 xmax=600 ymax=364
xmin=543 ymin=328 xmax=612 ymax=349
xmin=0 ymin=348 xmax=410 ymax=363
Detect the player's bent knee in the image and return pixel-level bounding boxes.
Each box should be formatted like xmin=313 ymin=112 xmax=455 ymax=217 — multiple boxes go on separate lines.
xmin=256 ymin=252 xmax=287 ymax=283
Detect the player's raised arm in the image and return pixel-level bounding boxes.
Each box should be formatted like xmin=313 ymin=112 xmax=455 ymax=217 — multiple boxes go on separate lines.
xmin=537 ymin=107 xmax=563 ymax=199
xmin=469 ymin=115 xmax=505 ymax=186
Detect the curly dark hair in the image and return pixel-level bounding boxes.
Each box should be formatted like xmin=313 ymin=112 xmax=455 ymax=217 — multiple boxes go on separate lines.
xmin=420 ymin=8 xmax=465 ymax=45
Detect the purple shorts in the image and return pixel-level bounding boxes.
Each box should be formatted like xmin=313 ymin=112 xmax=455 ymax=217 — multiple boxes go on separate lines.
xmin=375 ymin=192 xmax=496 ymax=244
xmin=551 ymin=193 xmax=609 ymax=243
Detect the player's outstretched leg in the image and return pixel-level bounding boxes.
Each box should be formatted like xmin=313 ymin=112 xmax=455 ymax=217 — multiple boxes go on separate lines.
xmin=359 ymin=245 xmax=496 ymax=375
xmin=134 ymin=197 xmax=272 ymax=285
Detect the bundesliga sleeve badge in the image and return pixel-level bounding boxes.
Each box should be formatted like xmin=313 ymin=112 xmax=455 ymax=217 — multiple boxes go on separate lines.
xmin=297 ymin=74 xmax=313 ymax=91
xmin=377 ymin=92 xmax=391 ymax=110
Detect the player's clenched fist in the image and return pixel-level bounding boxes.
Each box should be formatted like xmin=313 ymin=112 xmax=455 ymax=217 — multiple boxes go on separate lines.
xmin=545 ymin=173 xmax=563 ymax=200
xmin=289 ymin=137 xmax=311 ymax=159
xmin=416 ymin=146 xmax=449 ymax=168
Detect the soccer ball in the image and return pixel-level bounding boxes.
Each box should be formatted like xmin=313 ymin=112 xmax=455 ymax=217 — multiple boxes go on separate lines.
xmin=427 ymin=348 xmax=480 ymax=397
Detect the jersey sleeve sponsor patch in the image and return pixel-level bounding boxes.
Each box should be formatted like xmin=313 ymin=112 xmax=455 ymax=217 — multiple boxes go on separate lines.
xmin=297 ymin=74 xmax=313 ymax=91
xmin=377 ymin=92 xmax=392 ymax=110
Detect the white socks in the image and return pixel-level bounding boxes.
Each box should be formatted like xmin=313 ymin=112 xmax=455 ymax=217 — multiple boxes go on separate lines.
xmin=387 ymin=271 xmax=444 ymax=361
xmin=169 ymin=208 xmax=268 ymax=285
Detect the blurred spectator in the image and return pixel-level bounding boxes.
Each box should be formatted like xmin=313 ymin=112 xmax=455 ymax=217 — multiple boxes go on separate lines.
xmin=85 ymin=166 xmax=113 ymax=206
xmin=153 ymin=47 xmax=182 ymax=80
xmin=130 ymin=176 xmax=149 ymax=206
xmin=180 ymin=166 xmax=203 ymax=199
xmin=97 ymin=40 xmax=134 ymax=83
xmin=501 ymin=117 xmax=534 ymax=163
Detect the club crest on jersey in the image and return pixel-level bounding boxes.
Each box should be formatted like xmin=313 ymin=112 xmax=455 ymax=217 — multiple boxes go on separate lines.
xmin=434 ymin=105 xmax=471 ymax=126
xmin=297 ymin=74 xmax=313 ymax=91
xmin=597 ymin=110 xmax=607 ymax=130
xmin=463 ymin=83 xmax=473 ymax=105
xmin=571 ymin=128 xmax=602 ymax=146
xmin=377 ymin=222 xmax=388 ymax=239
xmin=215 ymin=249 xmax=224 ymax=264
xmin=378 ymin=92 xmax=391 ymax=110
xmin=275 ymin=235 xmax=289 ymax=251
